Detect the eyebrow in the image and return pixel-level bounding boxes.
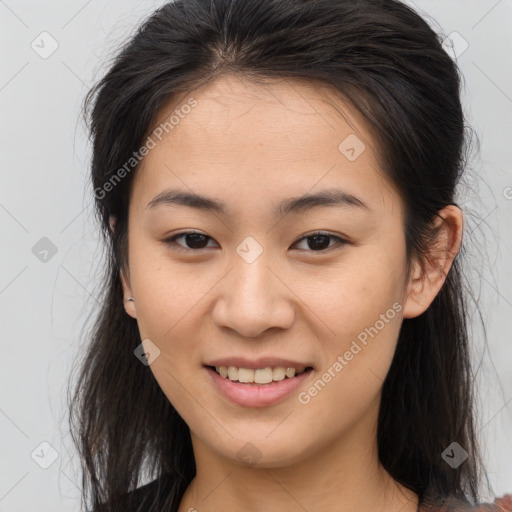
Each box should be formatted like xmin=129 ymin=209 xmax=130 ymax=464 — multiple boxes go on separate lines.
xmin=145 ymin=188 xmax=370 ymax=217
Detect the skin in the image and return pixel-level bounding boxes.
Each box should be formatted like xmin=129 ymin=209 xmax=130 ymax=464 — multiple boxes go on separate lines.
xmin=119 ymin=74 xmax=463 ymax=512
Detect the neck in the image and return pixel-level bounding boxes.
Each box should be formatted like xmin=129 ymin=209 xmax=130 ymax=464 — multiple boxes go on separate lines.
xmin=178 ymin=400 xmax=419 ymax=512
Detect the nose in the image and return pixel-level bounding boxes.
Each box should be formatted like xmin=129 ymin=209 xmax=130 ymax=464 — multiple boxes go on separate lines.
xmin=211 ymin=250 xmax=295 ymax=338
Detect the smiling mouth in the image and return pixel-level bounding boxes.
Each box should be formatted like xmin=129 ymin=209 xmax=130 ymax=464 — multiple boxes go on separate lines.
xmin=207 ymin=365 xmax=314 ymax=385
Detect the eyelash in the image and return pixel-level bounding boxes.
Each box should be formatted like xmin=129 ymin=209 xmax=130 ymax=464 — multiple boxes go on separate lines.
xmin=162 ymin=230 xmax=349 ymax=254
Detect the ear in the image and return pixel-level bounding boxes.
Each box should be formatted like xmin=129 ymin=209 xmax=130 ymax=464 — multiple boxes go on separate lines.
xmin=110 ymin=215 xmax=137 ymax=319
xmin=402 ymin=205 xmax=463 ymax=319
xmin=120 ymin=266 xmax=137 ymax=319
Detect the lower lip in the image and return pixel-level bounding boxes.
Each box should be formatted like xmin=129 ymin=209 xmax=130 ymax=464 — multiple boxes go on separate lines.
xmin=205 ymin=366 xmax=314 ymax=407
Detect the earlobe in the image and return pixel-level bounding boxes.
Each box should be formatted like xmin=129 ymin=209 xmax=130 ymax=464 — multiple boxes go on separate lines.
xmin=402 ymin=257 xmax=430 ymax=319
xmin=111 ymin=217 xmax=137 ymax=319
xmin=120 ymin=267 xmax=137 ymax=319
xmin=402 ymin=205 xmax=463 ymax=319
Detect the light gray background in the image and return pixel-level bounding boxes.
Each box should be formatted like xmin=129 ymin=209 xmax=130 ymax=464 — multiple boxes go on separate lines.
xmin=1 ymin=1 xmax=511 ymax=510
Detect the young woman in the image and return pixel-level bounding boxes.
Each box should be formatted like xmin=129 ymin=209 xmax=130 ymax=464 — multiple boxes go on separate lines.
xmin=68 ymin=0 xmax=511 ymax=511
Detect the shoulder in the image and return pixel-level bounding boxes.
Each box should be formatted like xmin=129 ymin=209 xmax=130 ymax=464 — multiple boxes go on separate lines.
xmin=420 ymin=493 xmax=512 ymax=511
xmin=492 ymin=494 xmax=512 ymax=511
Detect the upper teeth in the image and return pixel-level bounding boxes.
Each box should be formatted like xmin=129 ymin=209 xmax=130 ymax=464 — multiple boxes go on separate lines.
xmin=215 ymin=366 xmax=304 ymax=384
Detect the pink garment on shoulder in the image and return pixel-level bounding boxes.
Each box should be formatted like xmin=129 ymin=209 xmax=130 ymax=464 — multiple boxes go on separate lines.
xmin=420 ymin=493 xmax=512 ymax=511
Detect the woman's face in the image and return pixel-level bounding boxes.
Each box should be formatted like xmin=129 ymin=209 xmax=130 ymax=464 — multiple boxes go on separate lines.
xmin=121 ymin=75 xmax=422 ymax=468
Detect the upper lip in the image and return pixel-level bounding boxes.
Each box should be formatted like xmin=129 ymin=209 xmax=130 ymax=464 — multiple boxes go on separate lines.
xmin=204 ymin=357 xmax=314 ymax=372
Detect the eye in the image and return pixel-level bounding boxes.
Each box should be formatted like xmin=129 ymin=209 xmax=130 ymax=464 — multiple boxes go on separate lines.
xmin=163 ymin=230 xmax=217 ymax=252
xmin=163 ymin=230 xmax=348 ymax=253
xmin=292 ymin=231 xmax=348 ymax=252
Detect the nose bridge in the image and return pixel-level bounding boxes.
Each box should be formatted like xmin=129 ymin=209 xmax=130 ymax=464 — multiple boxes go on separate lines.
xmin=232 ymin=235 xmax=274 ymax=299
xmin=212 ymin=237 xmax=295 ymax=337
xmin=234 ymin=247 xmax=274 ymax=304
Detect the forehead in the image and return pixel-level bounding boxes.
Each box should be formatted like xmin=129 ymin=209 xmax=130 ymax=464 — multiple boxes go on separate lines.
xmin=130 ymin=75 xmax=401 ymax=218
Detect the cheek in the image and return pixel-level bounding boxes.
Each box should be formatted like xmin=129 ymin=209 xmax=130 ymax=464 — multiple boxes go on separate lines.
xmin=293 ymin=242 xmax=406 ymax=344
xmin=127 ymin=242 xmax=214 ymax=341
xmin=290 ymin=282 xmax=403 ymax=457
xmin=299 ymin=284 xmax=402 ymax=414
xmin=290 ymin=241 xmax=405 ymax=406
xmin=126 ymin=240 xmax=229 ymax=395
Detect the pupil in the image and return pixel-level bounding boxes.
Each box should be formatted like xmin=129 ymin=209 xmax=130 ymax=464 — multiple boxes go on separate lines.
xmin=186 ymin=233 xmax=208 ymax=249
xmin=308 ymin=235 xmax=330 ymax=251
